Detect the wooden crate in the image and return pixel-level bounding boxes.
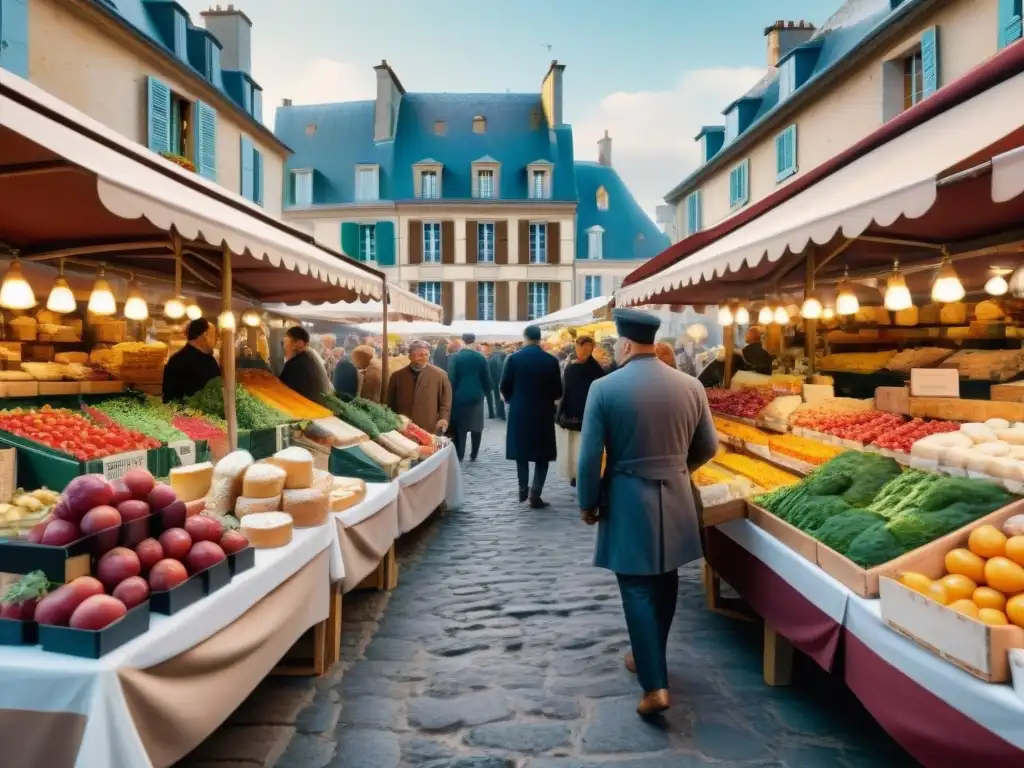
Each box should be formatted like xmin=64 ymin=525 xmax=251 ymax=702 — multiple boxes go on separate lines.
xmin=990 ymin=383 xmax=1024 ymax=404
xmin=908 ymin=396 xmax=1024 ymax=423
xmin=747 ymin=504 xmax=817 ymax=563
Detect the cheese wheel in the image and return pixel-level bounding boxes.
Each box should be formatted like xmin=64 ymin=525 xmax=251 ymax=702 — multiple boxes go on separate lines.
xmin=330 ymin=478 xmax=366 ymax=512
xmin=312 ymin=469 xmax=333 ymax=494
xmin=206 ymin=450 xmax=254 ymax=515
xmin=266 ymin=446 xmax=315 ymax=489
xmin=170 ymin=462 xmax=214 ymax=503
xmin=282 ymin=487 xmax=330 ymax=527
xmin=240 ymin=512 xmax=293 ymax=548
xmin=235 ymin=495 xmax=282 ymax=518
xmin=242 ymin=463 xmax=288 ymax=498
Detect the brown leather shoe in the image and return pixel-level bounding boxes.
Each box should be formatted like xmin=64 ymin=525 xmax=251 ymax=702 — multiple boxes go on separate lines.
xmin=624 ymin=653 xmax=637 ymax=674
xmin=637 ymin=689 xmax=670 ymax=716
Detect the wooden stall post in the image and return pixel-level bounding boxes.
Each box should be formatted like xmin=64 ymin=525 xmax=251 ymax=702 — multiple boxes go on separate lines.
xmin=380 ymin=284 xmax=390 ymax=394
xmin=221 ymin=244 xmax=238 ymax=450
xmin=723 ymin=320 xmax=735 ymax=389
xmin=804 ymin=248 xmax=818 ymax=374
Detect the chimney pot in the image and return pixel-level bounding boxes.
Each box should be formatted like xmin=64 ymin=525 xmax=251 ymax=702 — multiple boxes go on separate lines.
xmin=597 ymin=130 xmax=612 ymax=167
xmin=282 ymin=97 xmax=292 ymax=106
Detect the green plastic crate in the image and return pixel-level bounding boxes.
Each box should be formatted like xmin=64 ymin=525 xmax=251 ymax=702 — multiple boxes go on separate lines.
xmin=328 ymin=445 xmax=389 ymax=483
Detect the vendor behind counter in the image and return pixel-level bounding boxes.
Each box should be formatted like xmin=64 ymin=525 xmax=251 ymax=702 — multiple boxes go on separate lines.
xmin=162 ymin=318 xmax=221 ymax=403
xmin=280 ymin=326 xmax=333 ymax=402
xmin=741 ymin=327 xmax=775 ymax=375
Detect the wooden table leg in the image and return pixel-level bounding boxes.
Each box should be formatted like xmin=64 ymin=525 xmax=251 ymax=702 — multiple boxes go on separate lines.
xmin=763 ymin=623 xmax=793 ymax=687
xmin=703 ymin=561 xmax=755 ymax=622
xmin=325 ymin=585 xmax=342 ymax=668
xmin=383 ymin=543 xmax=398 ymax=590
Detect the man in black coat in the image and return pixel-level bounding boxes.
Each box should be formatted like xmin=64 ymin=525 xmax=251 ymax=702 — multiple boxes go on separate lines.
xmin=500 ymin=325 xmax=562 ymax=508
xmin=487 ymin=344 xmax=507 ymax=420
xmin=162 ymin=318 xmax=220 ymax=403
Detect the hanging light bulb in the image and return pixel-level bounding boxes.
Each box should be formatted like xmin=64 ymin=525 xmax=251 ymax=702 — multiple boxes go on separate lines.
xmin=757 ymin=303 xmax=774 ymax=325
xmin=985 ymin=267 xmax=1011 ymax=297
xmin=800 ymin=297 xmax=823 ymax=320
xmin=164 ymin=296 xmax=186 ymax=319
xmin=123 ymin=276 xmax=149 ymax=321
xmin=46 ymin=259 xmax=76 ymax=314
xmin=241 ymin=308 xmax=262 ymax=327
xmin=884 ymin=260 xmax=913 ymax=311
xmin=931 ymin=254 xmax=965 ymax=303
xmin=836 ymin=268 xmax=860 ymax=316
xmin=822 ymin=306 xmax=835 ymax=321
xmin=218 ymin=310 xmax=236 ymax=330
xmin=774 ymin=305 xmax=790 ymax=325
xmin=87 ymin=263 xmax=117 ymax=316
xmin=734 ymin=306 xmax=749 ymax=325
xmin=716 ymin=305 xmax=734 ymax=326
xmin=0 ymin=253 xmax=37 ymax=311
xmin=186 ymin=301 xmax=203 ymax=320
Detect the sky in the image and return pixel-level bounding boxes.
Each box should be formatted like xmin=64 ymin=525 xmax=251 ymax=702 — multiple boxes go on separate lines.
xmin=180 ymin=0 xmax=831 ymax=216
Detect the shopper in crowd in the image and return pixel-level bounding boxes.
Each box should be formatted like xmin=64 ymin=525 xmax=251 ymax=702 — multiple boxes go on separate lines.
xmin=654 ymin=341 xmax=678 ymax=369
xmin=280 ymin=326 xmax=333 ymax=402
xmin=432 ymin=340 xmax=449 ymax=373
xmin=351 ymin=344 xmax=382 ymax=402
xmin=162 ymin=318 xmax=221 ymax=403
xmin=480 ymin=343 xmax=497 ymax=419
xmin=488 ymin=343 xmax=508 ymax=421
xmin=741 ymin=326 xmax=775 ymax=375
xmin=556 ymin=334 xmax=605 ymax=488
xmin=331 ymin=348 xmax=360 ymax=399
xmin=576 ymin=308 xmax=718 ymax=717
xmin=501 ymin=325 xmax=563 ymax=508
xmin=447 ymin=333 xmax=492 ymax=462
xmin=386 ymin=339 xmax=451 ymax=434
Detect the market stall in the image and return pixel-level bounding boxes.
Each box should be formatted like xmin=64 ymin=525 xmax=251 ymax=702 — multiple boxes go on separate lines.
xmin=613 ymin=41 xmax=1024 ymax=766
xmin=533 ymin=295 xmax=612 ymax=329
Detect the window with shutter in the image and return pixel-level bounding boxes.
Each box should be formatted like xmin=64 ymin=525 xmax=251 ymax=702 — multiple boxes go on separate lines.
xmin=778 ymin=57 xmax=796 ymax=102
xmin=999 ymin=0 xmax=1023 ymax=48
xmin=146 ymin=77 xmax=173 ymax=155
xmin=527 ymin=283 xmax=550 ymax=320
xmin=240 ymin=136 xmax=254 ymax=200
xmin=358 ymin=224 xmax=376 ymax=262
xmin=0 ymin=0 xmax=29 ymax=76
xmin=724 ymin=108 xmax=739 ymax=143
xmin=253 ymin=149 xmax=264 ymax=206
xmin=775 ymin=125 xmax=798 ymax=182
xmin=292 ymin=170 xmax=313 ymax=206
xmin=173 ymin=11 xmax=188 ymax=60
xmin=584 ymin=276 xmax=602 ymax=301
xmin=477 ymin=223 xmax=495 ymax=263
xmin=477 ymin=282 xmax=496 ymax=321
xmin=423 ymin=222 xmax=442 ymax=263
xmin=529 ymin=224 xmax=547 ymax=264
xmin=340 ymin=223 xmax=359 ymax=259
xmin=417 ymin=282 xmax=443 ymax=305
xmin=206 ymin=38 xmax=221 ymax=82
xmin=375 ymin=221 xmax=396 ymax=267
xmin=920 ymin=27 xmax=939 ymax=98
xmin=729 ymin=159 xmax=749 ymax=209
xmin=194 ymin=101 xmax=217 ymax=180
xmin=685 ymin=191 xmax=701 ymax=236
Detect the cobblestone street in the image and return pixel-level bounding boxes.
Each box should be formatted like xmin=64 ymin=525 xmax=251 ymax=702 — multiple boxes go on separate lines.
xmin=182 ymin=421 xmax=918 ymax=768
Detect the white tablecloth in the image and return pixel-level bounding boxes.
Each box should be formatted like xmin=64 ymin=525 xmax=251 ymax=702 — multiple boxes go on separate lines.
xmin=722 ymin=518 xmax=1024 ymax=750
xmin=327 ymin=482 xmax=398 ymax=582
xmin=0 ymin=525 xmax=332 ymax=768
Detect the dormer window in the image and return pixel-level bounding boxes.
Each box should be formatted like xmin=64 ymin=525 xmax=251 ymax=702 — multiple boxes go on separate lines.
xmin=173 ymin=10 xmax=188 ymax=61
xmin=724 ymin=108 xmax=740 ymax=143
xmin=527 ymin=161 xmax=553 ymax=200
xmin=722 ymin=99 xmax=759 ymax=144
xmin=413 ymin=159 xmax=443 ymax=199
xmin=596 ymin=186 xmax=609 ymax=211
xmin=473 ymin=115 xmax=487 ymax=134
xmin=472 ymin=156 xmax=501 ymax=199
xmin=291 ymin=169 xmax=313 ymax=206
xmin=587 ymin=226 xmax=604 ymax=261
xmin=778 ymin=57 xmax=797 ymax=102
xmin=205 ymin=38 xmax=221 ymax=82
xmin=355 ymin=164 xmax=380 ymax=201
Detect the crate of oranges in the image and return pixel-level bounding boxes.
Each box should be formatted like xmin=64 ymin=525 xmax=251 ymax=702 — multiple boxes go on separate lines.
xmin=878 ymin=511 xmax=1024 ymax=682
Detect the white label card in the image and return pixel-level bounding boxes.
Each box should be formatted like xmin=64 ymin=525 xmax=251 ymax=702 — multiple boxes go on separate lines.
xmin=910 ymin=368 xmax=960 ymax=398
xmin=100 ymin=450 xmax=148 ymax=480
xmin=168 ymin=440 xmax=196 ymax=467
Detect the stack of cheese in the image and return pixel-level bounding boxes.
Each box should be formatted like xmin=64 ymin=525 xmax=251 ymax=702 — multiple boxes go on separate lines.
xmin=266 ymin=446 xmax=333 ymax=528
xmin=911 ymin=419 xmax=1024 ymax=488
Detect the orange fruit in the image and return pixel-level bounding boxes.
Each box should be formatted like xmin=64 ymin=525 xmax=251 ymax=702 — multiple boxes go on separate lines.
xmin=939 ymin=574 xmax=977 ymax=602
xmin=969 ymin=525 xmax=1008 ymax=559
xmin=1005 ymin=535 xmax=1024 ymax=567
xmin=925 ymin=581 xmax=950 ymax=605
xmin=1006 ymin=594 xmax=1024 ymax=628
xmin=984 ymin=557 xmax=1024 ymax=594
xmin=948 ymin=599 xmax=980 ymax=618
xmin=978 ymin=608 xmax=1009 ymax=626
xmin=973 ymin=586 xmax=1008 ymax=611
xmin=899 ymin=571 xmax=932 ymax=595
xmin=945 ymin=548 xmax=986 ymax=584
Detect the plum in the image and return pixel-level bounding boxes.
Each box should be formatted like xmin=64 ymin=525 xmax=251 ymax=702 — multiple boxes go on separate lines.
xmin=135 ymin=538 xmax=164 ymax=573
xmin=185 ymin=541 xmax=226 ymax=574
xmin=148 ymin=559 xmax=189 ymax=591
xmin=80 ymin=505 xmax=121 ymax=535
xmin=112 ymin=576 xmax=150 ymax=609
xmin=69 ymin=595 xmax=127 ymax=630
xmin=158 ymin=528 xmax=192 ymax=561
xmin=96 ymin=547 xmax=142 ymax=591
xmin=123 ymin=468 xmax=155 ymax=501
xmin=39 ymin=518 xmax=80 ymax=547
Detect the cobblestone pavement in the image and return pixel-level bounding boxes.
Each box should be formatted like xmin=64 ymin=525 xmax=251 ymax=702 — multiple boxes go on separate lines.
xmin=180 ymin=420 xmax=919 ymax=768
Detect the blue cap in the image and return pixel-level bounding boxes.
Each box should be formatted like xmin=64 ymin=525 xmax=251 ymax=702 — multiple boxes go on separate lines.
xmin=524 ymin=325 xmax=542 ymax=342
xmin=613 ymin=308 xmax=661 ymax=344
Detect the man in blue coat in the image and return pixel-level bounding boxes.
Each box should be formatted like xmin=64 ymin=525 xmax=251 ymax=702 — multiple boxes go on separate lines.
xmin=448 ymin=333 xmax=492 ymax=462
xmin=500 ymin=325 xmax=562 ymax=508
xmin=577 ymin=308 xmax=718 ymax=716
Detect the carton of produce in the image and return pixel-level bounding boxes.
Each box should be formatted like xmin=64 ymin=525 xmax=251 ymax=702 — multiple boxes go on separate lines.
xmin=227 ymin=546 xmax=255 ymax=577
xmin=747 ymin=504 xmax=817 ymax=563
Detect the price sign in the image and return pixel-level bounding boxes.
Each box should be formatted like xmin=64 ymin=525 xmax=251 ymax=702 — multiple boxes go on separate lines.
xmin=275 ymin=424 xmax=291 ymax=452
xmin=910 ymin=368 xmax=960 ymax=398
xmin=101 ymin=451 xmax=148 ymax=481
xmin=168 ymin=440 xmax=196 ymax=467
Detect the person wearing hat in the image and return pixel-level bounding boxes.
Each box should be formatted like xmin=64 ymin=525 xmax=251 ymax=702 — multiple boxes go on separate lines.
xmin=386 ymin=339 xmax=452 ymax=434
xmin=351 ymin=344 xmax=383 ymax=402
xmin=162 ymin=318 xmax=221 ymax=403
xmin=576 ymin=308 xmax=718 ymax=716
xmin=741 ymin=326 xmax=774 ymax=375
xmin=487 ymin=343 xmax=508 ymax=421
xmin=447 ymin=333 xmax=492 ymax=462
xmin=500 ymin=324 xmax=563 ymax=508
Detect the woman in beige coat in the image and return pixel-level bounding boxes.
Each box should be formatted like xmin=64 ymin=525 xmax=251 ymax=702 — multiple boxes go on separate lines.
xmin=351 ymin=345 xmax=382 ymax=402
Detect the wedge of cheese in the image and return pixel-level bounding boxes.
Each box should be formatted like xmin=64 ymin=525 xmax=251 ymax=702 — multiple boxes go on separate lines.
xmin=170 ymin=462 xmax=214 ymax=503
xmin=240 ymin=511 xmax=293 ymax=548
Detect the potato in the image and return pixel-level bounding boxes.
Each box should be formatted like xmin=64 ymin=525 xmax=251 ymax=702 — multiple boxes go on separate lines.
xmin=80 ymin=505 xmax=121 ymax=536
xmin=116 ymin=500 xmax=150 ymax=523
xmin=220 ymin=530 xmax=249 ymax=555
xmin=146 ymin=483 xmax=177 ymax=511
xmin=185 ymin=515 xmax=223 ymax=544
xmin=96 ymin=547 xmax=141 ymax=591
xmin=185 ymin=541 xmax=226 ymax=574
xmin=39 ymin=518 xmax=80 ymax=547
xmin=112 ymin=576 xmax=149 ymax=609
xmin=123 ymin=469 xmax=155 ymax=501
xmin=63 ymin=475 xmax=114 ymax=520
xmin=27 ymin=516 xmax=53 ymax=543
xmin=158 ymin=528 xmax=192 ymax=561
xmin=157 ymin=500 xmax=187 ymax=530
xmin=69 ymin=595 xmax=127 ymax=630
xmin=108 ymin=480 xmax=133 ymax=507
xmin=135 ymin=538 xmax=164 ymax=573
xmin=35 ymin=577 xmax=104 ymax=626
xmin=149 ymin=559 xmax=189 ymax=591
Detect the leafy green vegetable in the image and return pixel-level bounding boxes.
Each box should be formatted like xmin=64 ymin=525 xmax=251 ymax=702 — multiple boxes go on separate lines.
xmin=186 ymin=378 xmax=292 ymax=430
xmin=350 ymin=397 xmax=401 ymax=432
xmin=322 ymin=393 xmax=380 ymax=438
xmin=815 ymin=509 xmax=888 ymax=553
xmin=844 ymin=523 xmax=906 ymax=568
xmin=93 ymin=393 xmax=190 ymax=443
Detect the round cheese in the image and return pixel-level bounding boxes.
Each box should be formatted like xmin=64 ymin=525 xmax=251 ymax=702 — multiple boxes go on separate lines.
xmin=330 ymin=478 xmax=366 ymax=512
xmin=267 ymin=446 xmax=315 ymax=489
xmin=206 ymin=450 xmax=255 ymax=515
xmin=240 ymin=512 xmax=293 ymax=548
xmin=235 ymin=494 xmax=282 ymax=518
xmin=170 ymin=462 xmax=214 ymax=503
xmin=242 ymin=463 xmax=288 ymax=498
xmin=282 ymin=487 xmax=330 ymax=527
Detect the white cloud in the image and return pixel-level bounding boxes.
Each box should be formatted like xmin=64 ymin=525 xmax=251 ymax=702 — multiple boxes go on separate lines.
xmin=574 ymin=66 xmax=767 ymax=219
xmin=260 ymin=58 xmax=375 ymax=125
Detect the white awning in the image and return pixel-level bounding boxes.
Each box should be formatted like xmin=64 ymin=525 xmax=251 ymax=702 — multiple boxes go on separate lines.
xmin=0 ymin=69 xmax=382 ymax=303
xmin=533 ymin=295 xmax=611 ymax=328
xmin=617 ymin=68 xmax=1024 ymax=306
xmin=356 ymin=320 xmax=527 ymax=340
xmin=993 ymin=144 xmax=1024 ymax=203
xmin=357 ymin=320 xmax=451 ymax=337
xmin=265 ymin=288 xmax=442 ymax=323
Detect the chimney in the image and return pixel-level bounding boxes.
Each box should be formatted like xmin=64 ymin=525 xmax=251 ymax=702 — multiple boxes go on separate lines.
xmin=541 ymin=60 xmax=565 ymax=129
xmin=597 ymin=130 xmax=612 ymax=167
xmin=373 ymin=59 xmax=405 ymax=142
xmin=763 ymin=19 xmax=816 ymax=67
xmin=282 ymin=98 xmax=292 ymax=107
xmin=200 ymin=5 xmax=253 ymax=74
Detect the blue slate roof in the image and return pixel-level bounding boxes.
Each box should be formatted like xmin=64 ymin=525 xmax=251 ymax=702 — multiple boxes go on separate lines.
xmin=575 ymin=162 xmax=669 ymax=261
xmin=666 ymin=0 xmax=926 ymax=202
xmin=87 ymin=0 xmax=264 ymax=133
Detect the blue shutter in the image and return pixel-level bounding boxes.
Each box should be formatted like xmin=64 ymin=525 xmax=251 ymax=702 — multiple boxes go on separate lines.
xmin=375 ymin=221 xmax=396 ymax=267
xmin=921 ymin=27 xmax=939 ymax=97
xmin=253 ymin=149 xmax=264 ymax=206
xmin=340 ymin=223 xmax=359 ymax=259
xmin=776 ymin=126 xmax=797 ymax=182
xmin=240 ymin=136 xmax=254 ymax=200
xmin=173 ymin=11 xmax=187 ymax=60
xmin=999 ymin=0 xmax=1023 ymax=49
xmin=146 ymin=77 xmax=172 ymax=155
xmin=252 ymin=87 xmax=263 ymax=124
xmin=0 ymin=0 xmax=29 ymax=77
xmin=193 ymin=101 xmax=217 ymax=181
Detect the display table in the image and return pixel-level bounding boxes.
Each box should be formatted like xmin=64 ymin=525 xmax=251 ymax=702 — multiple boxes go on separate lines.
xmin=329 ymin=482 xmax=400 ymax=592
xmin=396 ymin=442 xmax=463 ymax=534
xmin=705 ymin=520 xmax=1024 ymax=766
xmin=0 ymin=526 xmax=332 ymax=768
